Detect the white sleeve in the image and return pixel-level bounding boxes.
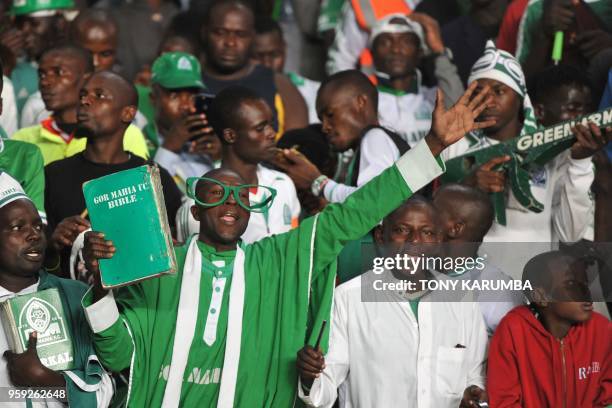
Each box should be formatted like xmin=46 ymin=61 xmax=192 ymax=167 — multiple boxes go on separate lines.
xmin=19 ymin=91 xmax=49 ymax=129
xmin=95 ymin=371 xmax=114 ymax=408
xmin=326 ymin=3 xmax=369 ymax=75
xmin=298 ymin=291 xmax=350 ymax=408
xmin=288 ymin=178 xmax=301 ymax=225
xmin=175 ymin=197 xmax=198 ymax=243
xmin=0 ymin=76 xmax=18 ymax=137
xmin=465 ymin=304 xmax=488 ymax=389
xmin=551 ymin=153 xmax=594 ymax=242
xmin=323 ymin=129 xmax=400 ymax=203
xmin=83 ymin=290 xmax=120 ymax=334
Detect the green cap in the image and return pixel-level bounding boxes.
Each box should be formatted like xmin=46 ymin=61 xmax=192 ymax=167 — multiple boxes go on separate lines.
xmin=151 ymin=52 xmax=206 ymax=90
xmin=11 ymin=0 xmax=74 ymax=16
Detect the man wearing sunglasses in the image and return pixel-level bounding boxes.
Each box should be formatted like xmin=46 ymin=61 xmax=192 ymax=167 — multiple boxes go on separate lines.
xmin=175 ymin=86 xmax=301 ymax=244
xmin=81 ymin=82 xmax=495 ymax=407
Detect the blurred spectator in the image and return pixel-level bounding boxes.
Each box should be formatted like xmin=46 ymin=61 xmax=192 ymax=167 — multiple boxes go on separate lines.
xmin=252 ymin=16 xmax=320 ymax=123
xmin=20 ymin=8 xmax=120 ymax=128
xmin=97 ymin=0 xmax=179 ymax=80
xmin=371 ymin=13 xmax=463 ymax=146
xmin=11 ymin=44 xmax=149 ymax=165
xmin=326 ymin=0 xmax=417 ymax=75
xmin=517 ymin=0 xmax=612 ymax=78
xmin=496 ymin=0 xmax=528 ymax=55
xmin=7 ymin=0 xmax=73 ymax=119
xmin=441 ymin=0 xmax=509 ymax=85
xmin=200 ymin=0 xmax=308 ymax=137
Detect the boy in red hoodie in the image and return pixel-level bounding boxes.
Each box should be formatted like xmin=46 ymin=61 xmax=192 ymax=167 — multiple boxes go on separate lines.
xmin=487 ymin=250 xmax=611 ymax=407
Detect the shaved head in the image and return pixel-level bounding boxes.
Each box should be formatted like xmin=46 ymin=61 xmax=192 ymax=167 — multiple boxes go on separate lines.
xmin=317 ymin=69 xmax=378 ymax=110
xmin=433 ymin=183 xmax=494 ymax=241
xmin=92 ymin=70 xmax=138 ymax=108
xmin=71 ymin=9 xmax=118 ymax=37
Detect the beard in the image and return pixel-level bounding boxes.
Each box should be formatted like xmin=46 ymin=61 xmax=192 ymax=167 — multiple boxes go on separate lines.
xmin=74 ymin=124 xmax=97 ymax=139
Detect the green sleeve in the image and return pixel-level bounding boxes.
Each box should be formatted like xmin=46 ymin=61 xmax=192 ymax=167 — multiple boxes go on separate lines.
xmin=517 ymin=2 xmax=543 ymax=64
xmin=312 ymin=140 xmax=445 ymax=274
xmin=82 ymin=289 xmax=135 ymax=372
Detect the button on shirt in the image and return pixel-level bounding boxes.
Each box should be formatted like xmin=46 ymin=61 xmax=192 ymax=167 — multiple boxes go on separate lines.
xmin=299 ymin=270 xmax=488 ymax=408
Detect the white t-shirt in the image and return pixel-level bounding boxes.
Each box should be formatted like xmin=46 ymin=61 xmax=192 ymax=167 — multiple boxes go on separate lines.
xmin=176 ymin=164 xmax=301 ymax=244
xmin=377 ymin=85 xmax=435 ymax=147
xmin=0 ymin=76 xmax=18 ymax=137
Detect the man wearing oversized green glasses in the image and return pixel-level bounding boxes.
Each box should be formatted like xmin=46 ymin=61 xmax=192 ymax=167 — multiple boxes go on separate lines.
xmin=80 ymin=82 xmax=495 ymax=407
xmin=175 ymin=86 xmax=301 ymax=244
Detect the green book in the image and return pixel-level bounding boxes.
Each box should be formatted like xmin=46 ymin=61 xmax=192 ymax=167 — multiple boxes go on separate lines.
xmin=1 ymin=288 xmax=74 ymax=371
xmin=82 ymin=165 xmax=177 ymax=288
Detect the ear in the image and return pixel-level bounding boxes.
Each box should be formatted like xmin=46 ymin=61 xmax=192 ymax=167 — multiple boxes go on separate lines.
xmin=222 ymin=128 xmax=236 ymax=144
xmin=373 ymin=224 xmax=384 ymax=245
xmin=120 ymin=105 xmax=137 ymax=124
xmin=355 ymin=94 xmax=368 ymax=112
xmin=534 ymin=103 xmax=545 ymax=122
xmin=190 ymin=204 xmax=200 ymax=222
xmin=447 ymin=221 xmax=465 ymax=239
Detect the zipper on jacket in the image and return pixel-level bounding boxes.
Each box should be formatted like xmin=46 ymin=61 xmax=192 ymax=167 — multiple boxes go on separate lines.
xmin=560 ymin=339 xmax=567 ymax=408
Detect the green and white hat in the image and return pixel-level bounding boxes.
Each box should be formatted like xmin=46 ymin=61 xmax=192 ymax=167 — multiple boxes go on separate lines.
xmin=468 ymin=40 xmax=538 ymax=135
xmin=0 ymin=171 xmax=32 ymax=209
xmin=151 ymin=52 xmax=206 ymax=90
xmin=11 ymin=0 xmax=74 ymax=16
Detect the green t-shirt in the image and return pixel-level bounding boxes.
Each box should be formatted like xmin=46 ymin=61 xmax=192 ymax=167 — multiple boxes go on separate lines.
xmin=0 ymin=138 xmax=46 ymax=220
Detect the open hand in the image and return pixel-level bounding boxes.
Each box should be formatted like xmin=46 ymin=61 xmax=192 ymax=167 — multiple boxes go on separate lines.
xmin=51 ymin=215 xmax=90 ymax=251
xmin=4 ymin=332 xmax=66 ymax=387
xmin=425 ymin=82 xmax=495 ymax=156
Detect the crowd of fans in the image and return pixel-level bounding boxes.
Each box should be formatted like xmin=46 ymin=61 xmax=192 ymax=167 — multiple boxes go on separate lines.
xmin=0 ymin=0 xmax=610 ymax=406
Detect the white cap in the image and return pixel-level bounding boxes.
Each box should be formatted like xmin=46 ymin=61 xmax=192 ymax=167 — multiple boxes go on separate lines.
xmin=368 ymin=13 xmax=428 ymax=55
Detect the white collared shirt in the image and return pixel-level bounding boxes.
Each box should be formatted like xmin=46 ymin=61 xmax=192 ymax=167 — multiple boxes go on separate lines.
xmin=299 ymin=270 xmax=488 ymax=408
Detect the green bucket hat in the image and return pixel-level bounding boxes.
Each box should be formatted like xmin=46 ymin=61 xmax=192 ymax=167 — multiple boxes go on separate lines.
xmin=11 ymin=0 xmax=74 ymax=16
xmin=151 ymin=52 xmax=206 ymax=90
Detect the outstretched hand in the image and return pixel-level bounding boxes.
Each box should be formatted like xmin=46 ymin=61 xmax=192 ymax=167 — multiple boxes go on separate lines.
xmin=425 ymin=82 xmax=495 ymax=156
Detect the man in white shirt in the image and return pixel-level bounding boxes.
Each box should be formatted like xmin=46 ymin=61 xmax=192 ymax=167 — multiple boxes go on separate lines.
xmin=176 ymin=86 xmax=300 ymax=244
xmin=297 ymin=196 xmax=488 ymax=408
xmin=327 ymin=0 xmax=422 ymax=74
xmin=433 ymin=183 xmax=523 ymax=334
xmin=370 ymin=13 xmax=464 ymax=146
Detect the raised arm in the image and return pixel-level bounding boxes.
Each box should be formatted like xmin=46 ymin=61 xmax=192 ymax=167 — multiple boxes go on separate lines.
xmin=311 ymin=83 xmax=495 ymax=272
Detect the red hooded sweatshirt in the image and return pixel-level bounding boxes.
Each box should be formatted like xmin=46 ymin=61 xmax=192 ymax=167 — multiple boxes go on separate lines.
xmin=487 ymin=305 xmax=611 ymax=408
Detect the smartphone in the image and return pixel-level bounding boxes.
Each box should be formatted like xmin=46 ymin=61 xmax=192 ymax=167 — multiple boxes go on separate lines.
xmin=194 ymin=92 xmax=216 ymax=114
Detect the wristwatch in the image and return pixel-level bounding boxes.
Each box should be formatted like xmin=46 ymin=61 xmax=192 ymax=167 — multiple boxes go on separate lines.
xmin=311 ymin=175 xmax=330 ymax=197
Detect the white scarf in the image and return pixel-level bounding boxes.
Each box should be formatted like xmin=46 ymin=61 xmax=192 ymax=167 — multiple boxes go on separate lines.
xmin=161 ymin=238 xmax=246 ymax=408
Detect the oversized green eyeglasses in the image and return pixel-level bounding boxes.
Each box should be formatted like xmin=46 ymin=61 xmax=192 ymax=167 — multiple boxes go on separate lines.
xmin=186 ymin=177 xmax=277 ymax=213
